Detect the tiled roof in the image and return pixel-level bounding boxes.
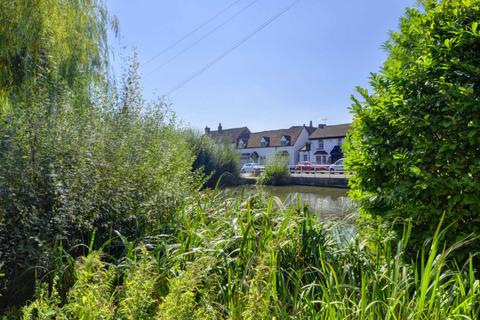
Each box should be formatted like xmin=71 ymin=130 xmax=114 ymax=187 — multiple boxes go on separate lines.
xmin=245 ymin=126 xmax=305 ymax=148
xmin=309 ymin=123 xmax=351 ymax=139
xmin=209 ymin=127 xmax=250 ymax=144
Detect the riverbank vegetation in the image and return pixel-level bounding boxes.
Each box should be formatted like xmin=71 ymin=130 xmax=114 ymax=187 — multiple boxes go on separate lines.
xmin=185 ymin=130 xmax=240 ymax=188
xmin=257 ymin=154 xmax=290 ymax=186
xmin=21 ymin=191 xmax=480 ymax=319
xmin=1 ymin=0 xmax=479 ymax=318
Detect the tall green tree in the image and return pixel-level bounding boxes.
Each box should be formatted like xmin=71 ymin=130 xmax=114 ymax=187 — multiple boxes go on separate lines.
xmin=345 ymin=0 xmax=480 ymax=252
xmin=0 ymin=0 xmax=116 ymax=111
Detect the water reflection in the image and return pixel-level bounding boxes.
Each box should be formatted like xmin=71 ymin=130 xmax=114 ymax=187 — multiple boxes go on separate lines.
xmin=227 ymin=185 xmax=357 ymax=221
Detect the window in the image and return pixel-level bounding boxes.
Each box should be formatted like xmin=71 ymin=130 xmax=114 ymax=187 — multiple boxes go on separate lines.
xmin=303 ymin=154 xmax=308 ymax=161
xmin=316 ymin=155 xmax=329 ymax=164
xmin=238 ymin=139 xmax=246 ymax=148
xmin=240 ymin=153 xmax=250 ymax=164
xmin=259 ymin=156 xmax=266 ymax=165
xmin=318 ymin=140 xmax=324 ymax=150
xmin=260 ymin=137 xmax=270 ymax=147
xmin=280 ymin=135 xmax=290 ymax=146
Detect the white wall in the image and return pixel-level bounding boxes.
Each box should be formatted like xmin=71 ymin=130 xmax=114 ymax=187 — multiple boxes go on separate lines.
xmin=307 ymin=137 xmax=344 ymax=164
xmin=239 ymin=127 xmax=310 ymax=166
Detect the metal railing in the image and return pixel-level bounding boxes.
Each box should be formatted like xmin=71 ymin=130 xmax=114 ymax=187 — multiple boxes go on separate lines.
xmin=288 ymin=166 xmax=347 ymax=178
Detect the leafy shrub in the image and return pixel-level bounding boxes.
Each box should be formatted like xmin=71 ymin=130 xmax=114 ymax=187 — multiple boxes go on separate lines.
xmin=0 ymin=52 xmax=197 ymax=307
xmin=257 ymin=153 xmax=290 ymax=185
xmin=345 ymin=0 xmax=480 ymax=254
xmin=184 ymin=130 xmax=240 ymax=188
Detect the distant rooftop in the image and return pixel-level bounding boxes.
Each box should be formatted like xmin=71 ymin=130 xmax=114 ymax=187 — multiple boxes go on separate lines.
xmin=206 ymin=124 xmax=250 ymax=144
xmin=246 ymin=126 xmax=305 ymax=148
xmin=309 ymin=123 xmax=351 ymax=139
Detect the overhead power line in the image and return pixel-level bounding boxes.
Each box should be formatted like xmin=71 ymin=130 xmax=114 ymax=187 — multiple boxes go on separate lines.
xmin=144 ymin=0 xmax=259 ymax=78
xmin=142 ymin=0 xmax=243 ymax=67
xmin=162 ymin=0 xmax=300 ymax=97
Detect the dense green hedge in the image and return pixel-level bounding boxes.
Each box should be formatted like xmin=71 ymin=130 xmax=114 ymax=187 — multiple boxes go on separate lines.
xmin=345 ymin=0 xmax=480 ymax=253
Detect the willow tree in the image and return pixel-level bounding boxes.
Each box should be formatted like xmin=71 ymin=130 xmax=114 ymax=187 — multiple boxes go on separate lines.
xmin=0 ymin=0 xmax=117 ymax=111
xmin=345 ymin=0 xmax=480 ymax=254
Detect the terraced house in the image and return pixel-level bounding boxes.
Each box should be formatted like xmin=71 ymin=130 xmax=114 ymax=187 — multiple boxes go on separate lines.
xmin=205 ymin=122 xmax=350 ymax=166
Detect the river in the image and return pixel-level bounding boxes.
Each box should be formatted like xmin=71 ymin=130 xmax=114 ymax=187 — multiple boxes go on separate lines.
xmin=226 ymin=185 xmax=356 ymax=221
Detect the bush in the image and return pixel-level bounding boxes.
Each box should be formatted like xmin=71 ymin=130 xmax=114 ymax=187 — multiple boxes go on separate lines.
xmin=345 ymin=0 xmax=480 ymax=254
xmin=257 ymin=153 xmax=290 ymax=186
xmin=184 ymin=130 xmax=240 ymax=188
xmin=0 ymin=53 xmax=197 ymax=306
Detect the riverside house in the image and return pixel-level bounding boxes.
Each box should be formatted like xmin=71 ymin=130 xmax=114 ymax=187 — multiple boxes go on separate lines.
xmin=237 ymin=124 xmax=315 ymax=166
xmin=299 ymin=123 xmax=351 ymax=164
xmin=206 ymin=122 xmax=316 ymax=166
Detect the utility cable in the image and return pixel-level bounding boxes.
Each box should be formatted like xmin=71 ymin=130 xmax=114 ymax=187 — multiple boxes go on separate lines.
xmin=162 ymin=0 xmax=300 ymax=97
xmin=142 ymin=0 xmax=243 ymax=66
xmin=144 ymin=0 xmax=259 ymax=78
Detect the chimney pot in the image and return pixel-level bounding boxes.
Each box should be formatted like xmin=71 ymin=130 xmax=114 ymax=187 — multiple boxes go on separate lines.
xmin=218 ymin=123 xmax=223 ymax=133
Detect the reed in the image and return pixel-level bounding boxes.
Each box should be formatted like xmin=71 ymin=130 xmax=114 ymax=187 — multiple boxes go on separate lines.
xmin=23 ymin=191 xmax=480 ymax=319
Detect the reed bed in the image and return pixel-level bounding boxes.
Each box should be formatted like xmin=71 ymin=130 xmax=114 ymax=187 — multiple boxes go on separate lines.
xmin=23 ymin=191 xmax=480 ymax=319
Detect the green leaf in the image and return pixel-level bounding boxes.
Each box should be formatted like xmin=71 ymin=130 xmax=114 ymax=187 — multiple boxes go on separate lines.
xmin=410 ymin=165 xmax=422 ymax=175
xmin=440 ymin=120 xmax=451 ymax=128
xmin=472 ymin=21 xmax=478 ymax=33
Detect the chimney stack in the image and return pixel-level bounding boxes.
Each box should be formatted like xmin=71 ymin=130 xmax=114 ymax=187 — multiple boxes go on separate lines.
xmin=218 ymin=123 xmax=223 ymax=134
xmin=318 ymin=123 xmax=326 ymax=128
xmin=205 ymin=126 xmax=210 ymax=135
xmin=309 ymin=120 xmax=313 ymax=128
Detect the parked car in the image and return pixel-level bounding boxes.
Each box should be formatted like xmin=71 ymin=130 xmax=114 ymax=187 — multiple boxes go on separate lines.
xmin=329 ymin=158 xmax=344 ymax=173
xmin=294 ymin=161 xmax=328 ymax=173
xmin=241 ymin=163 xmax=264 ymax=174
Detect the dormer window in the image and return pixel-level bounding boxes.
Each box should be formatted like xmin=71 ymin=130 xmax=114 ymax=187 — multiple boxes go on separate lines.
xmin=260 ymin=136 xmax=270 ymax=147
xmin=280 ymin=135 xmax=291 ymax=146
xmin=238 ymin=139 xmax=246 ymax=149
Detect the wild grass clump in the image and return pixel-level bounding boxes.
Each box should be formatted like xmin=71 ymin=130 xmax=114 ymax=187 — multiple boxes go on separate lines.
xmin=23 ymin=191 xmax=480 ymax=319
xmin=257 ymin=153 xmax=290 ymax=186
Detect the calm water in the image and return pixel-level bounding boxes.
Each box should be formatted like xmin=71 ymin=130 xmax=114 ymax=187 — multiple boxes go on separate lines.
xmin=226 ymin=185 xmax=357 ymax=221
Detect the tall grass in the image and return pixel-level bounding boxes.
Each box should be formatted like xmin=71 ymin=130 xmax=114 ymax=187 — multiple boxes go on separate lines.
xmin=22 ymin=191 xmax=480 ymax=319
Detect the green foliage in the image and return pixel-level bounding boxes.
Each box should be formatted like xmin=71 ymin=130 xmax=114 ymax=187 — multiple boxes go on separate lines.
xmin=185 ymin=130 xmax=240 ymax=188
xmin=155 ymin=257 xmax=218 ymax=320
xmin=117 ymin=248 xmax=158 ymax=320
xmin=0 ymin=0 xmax=116 ymax=107
xmin=63 ymin=252 xmax=116 ymax=319
xmin=345 ymin=0 xmax=480 ymax=252
xmin=0 ymin=38 xmax=196 ymax=308
xmin=23 ymin=192 xmax=480 ymax=319
xmin=257 ymin=153 xmax=290 ymax=185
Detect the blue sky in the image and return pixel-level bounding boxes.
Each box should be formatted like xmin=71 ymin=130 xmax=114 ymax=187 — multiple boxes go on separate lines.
xmin=106 ymin=0 xmax=416 ymax=131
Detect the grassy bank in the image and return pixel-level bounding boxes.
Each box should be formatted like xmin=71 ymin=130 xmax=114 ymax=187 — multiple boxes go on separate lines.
xmin=21 ymin=191 xmax=480 ymax=319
